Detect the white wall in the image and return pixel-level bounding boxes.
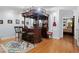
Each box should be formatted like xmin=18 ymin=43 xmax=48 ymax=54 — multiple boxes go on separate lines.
xmin=0 ymin=7 xmax=24 ymax=39
xmin=48 ymin=7 xmax=74 ymax=39
xmin=48 ymin=9 xmax=60 ymax=39
xmin=73 ymin=7 xmax=79 ymax=46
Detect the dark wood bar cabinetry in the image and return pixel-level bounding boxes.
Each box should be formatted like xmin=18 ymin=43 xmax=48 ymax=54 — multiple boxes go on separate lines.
xmin=21 ymin=8 xmax=48 ymax=44
xmin=22 ymin=27 xmax=42 ymax=44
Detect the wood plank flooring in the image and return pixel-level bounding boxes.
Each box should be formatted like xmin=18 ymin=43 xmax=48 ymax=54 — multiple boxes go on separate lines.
xmin=28 ymin=35 xmax=79 ymax=53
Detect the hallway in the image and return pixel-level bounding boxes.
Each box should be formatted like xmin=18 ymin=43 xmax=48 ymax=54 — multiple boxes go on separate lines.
xmin=29 ymin=35 xmax=79 ymax=53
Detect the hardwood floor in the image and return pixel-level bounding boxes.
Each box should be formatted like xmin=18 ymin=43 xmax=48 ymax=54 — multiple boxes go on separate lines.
xmin=0 ymin=35 xmax=79 ymax=53
xmin=28 ymin=35 xmax=79 ymax=53
xmin=0 ymin=37 xmax=15 ymax=44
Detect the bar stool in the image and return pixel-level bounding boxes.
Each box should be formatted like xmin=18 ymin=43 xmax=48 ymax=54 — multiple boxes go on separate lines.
xmin=14 ymin=26 xmax=23 ymax=42
xmin=47 ymin=32 xmax=53 ymax=38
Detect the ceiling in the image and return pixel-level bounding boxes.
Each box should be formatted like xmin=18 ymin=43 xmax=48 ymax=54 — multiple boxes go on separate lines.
xmin=0 ymin=6 xmax=78 ymax=14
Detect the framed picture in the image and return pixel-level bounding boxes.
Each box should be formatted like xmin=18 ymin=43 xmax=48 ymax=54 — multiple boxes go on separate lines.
xmin=22 ymin=21 xmax=24 ymax=24
xmin=0 ymin=20 xmax=3 ymax=24
xmin=26 ymin=22 xmax=29 ymax=25
xmin=8 ymin=20 xmax=12 ymax=24
xmin=16 ymin=19 xmax=20 ymax=24
xmin=63 ymin=24 xmax=66 ymax=26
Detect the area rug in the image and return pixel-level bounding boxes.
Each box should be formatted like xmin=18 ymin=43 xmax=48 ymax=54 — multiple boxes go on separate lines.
xmin=2 ymin=41 xmax=35 ymax=53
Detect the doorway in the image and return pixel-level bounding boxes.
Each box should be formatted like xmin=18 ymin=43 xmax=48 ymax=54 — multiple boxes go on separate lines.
xmin=63 ymin=16 xmax=75 ymax=44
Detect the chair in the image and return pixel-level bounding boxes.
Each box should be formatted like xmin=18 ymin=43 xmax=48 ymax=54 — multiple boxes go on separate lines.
xmin=14 ymin=26 xmax=23 ymax=42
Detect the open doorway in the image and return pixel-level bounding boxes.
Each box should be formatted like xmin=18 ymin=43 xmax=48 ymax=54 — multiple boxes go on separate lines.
xmin=63 ymin=16 xmax=75 ymax=44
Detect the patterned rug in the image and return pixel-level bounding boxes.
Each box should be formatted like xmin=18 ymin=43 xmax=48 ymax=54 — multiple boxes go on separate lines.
xmin=0 ymin=41 xmax=35 ymax=53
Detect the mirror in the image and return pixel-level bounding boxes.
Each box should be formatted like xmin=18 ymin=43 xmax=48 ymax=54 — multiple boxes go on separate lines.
xmin=25 ymin=18 xmax=34 ymax=29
